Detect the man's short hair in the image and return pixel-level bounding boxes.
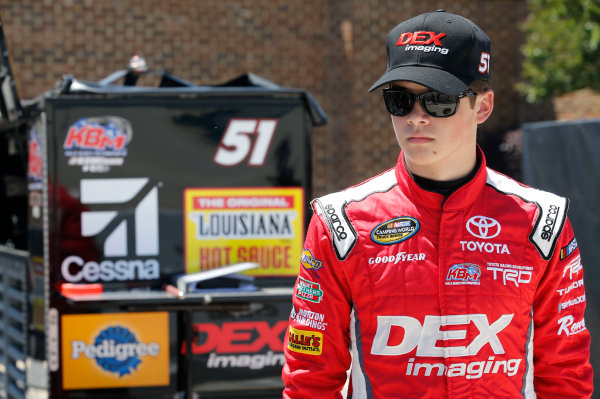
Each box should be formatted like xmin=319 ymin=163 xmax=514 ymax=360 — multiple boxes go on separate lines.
xmin=467 ymin=79 xmax=491 ymax=107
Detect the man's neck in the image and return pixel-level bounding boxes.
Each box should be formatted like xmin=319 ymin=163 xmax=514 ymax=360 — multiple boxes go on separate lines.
xmin=410 ymin=160 xmax=480 ymax=196
xmin=405 ymin=149 xmax=482 ymax=196
xmin=403 ymin=146 xmax=478 ymax=181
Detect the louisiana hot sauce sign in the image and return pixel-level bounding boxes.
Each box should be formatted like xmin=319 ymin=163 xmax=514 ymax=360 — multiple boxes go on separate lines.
xmin=184 ymin=187 xmax=304 ymax=276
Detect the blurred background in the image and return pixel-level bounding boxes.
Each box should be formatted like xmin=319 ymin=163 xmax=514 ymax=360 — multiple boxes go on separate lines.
xmin=1 ymin=0 xmax=598 ymax=197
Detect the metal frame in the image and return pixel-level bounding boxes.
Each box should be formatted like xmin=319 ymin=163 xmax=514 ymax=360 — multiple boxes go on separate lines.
xmin=0 ymin=246 xmax=29 ymax=399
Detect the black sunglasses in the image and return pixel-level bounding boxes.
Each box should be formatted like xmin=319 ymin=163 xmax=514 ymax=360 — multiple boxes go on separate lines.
xmin=382 ymin=87 xmax=478 ymax=118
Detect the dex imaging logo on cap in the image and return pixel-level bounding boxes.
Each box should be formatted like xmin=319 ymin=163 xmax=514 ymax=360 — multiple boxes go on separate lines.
xmin=80 ymin=178 xmax=159 ymax=256
xmin=396 ymin=31 xmax=449 ymax=55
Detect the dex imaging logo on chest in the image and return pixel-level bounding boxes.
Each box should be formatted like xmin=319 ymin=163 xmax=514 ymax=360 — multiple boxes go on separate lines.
xmin=61 ymin=178 xmax=161 ymax=283
xmin=370 ymin=314 xmax=521 ymax=380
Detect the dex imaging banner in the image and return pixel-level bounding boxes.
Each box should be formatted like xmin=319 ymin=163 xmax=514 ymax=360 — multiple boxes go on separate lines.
xmin=184 ymin=187 xmax=304 ymax=276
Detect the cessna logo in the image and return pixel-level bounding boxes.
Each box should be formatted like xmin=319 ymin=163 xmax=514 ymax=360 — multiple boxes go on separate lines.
xmin=371 ymin=314 xmax=513 ymax=357
xmin=62 ymin=178 xmax=160 ymax=283
xmin=80 ymin=178 xmax=159 ymax=256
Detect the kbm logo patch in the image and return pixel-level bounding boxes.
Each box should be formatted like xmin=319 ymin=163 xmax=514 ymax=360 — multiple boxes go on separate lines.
xmin=300 ymin=249 xmax=323 ymax=273
xmin=287 ymin=326 xmax=322 ymax=355
xmin=295 ymin=277 xmax=323 ymax=303
xmin=446 ymin=263 xmax=481 ymax=285
xmin=371 ymin=217 xmax=419 ymax=245
xmin=64 ymin=116 xmax=131 ymax=153
xmin=63 ymin=116 xmax=132 ymax=172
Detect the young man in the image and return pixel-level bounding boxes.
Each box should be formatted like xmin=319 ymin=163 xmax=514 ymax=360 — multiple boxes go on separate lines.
xmin=282 ymin=10 xmax=593 ymax=399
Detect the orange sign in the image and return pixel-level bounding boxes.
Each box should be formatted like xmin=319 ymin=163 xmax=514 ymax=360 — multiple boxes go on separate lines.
xmin=61 ymin=312 xmax=169 ymax=390
xmin=184 ymin=187 xmax=304 ymax=276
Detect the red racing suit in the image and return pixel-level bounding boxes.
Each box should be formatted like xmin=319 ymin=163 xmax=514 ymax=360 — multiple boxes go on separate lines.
xmin=283 ymin=150 xmax=593 ymax=398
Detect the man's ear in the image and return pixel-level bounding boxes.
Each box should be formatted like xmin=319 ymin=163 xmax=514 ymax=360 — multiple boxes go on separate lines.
xmin=476 ymin=89 xmax=494 ymax=124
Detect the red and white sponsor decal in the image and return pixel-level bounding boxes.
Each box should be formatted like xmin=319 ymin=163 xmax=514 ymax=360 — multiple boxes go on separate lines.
xmin=557 ymin=315 xmax=586 ymax=336
xmin=181 ymin=320 xmax=287 ymax=354
xmin=396 ymin=31 xmax=446 ymax=46
xmin=562 ymin=256 xmax=582 ymax=280
xmin=371 ymin=313 xmax=513 ymax=357
xmin=192 ymin=195 xmax=294 ymax=210
xmin=180 ymin=320 xmax=288 ymax=370
xmin=213 ymin=118 xmax=278 ymax=167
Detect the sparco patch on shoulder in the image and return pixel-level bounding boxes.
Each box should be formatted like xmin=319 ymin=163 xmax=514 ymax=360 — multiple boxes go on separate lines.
xmin=371 ymin=217 xmax=419 ymax=245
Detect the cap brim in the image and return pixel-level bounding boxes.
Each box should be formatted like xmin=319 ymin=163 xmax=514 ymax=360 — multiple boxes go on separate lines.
xmin=368 ymin=66 xmax=473 ymax=95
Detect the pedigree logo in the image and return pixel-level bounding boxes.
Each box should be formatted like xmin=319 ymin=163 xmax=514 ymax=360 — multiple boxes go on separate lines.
xmin=62 ymin=312 xmax=169 ymax=390
xmin=71 ymin=326 xmax=159 ymax=376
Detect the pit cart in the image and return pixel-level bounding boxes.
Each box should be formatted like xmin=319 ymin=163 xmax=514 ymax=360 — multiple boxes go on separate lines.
xmin=0 ymin=52 xmax=326 ymax=398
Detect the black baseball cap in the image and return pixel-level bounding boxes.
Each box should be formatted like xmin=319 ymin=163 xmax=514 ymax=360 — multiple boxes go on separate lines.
xmin=369 ymin=10 xmax=491 ymax=95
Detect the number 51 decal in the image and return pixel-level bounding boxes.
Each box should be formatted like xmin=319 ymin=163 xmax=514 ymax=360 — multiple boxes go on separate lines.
xmin=214 ymin=118 xmax=278 ymax=166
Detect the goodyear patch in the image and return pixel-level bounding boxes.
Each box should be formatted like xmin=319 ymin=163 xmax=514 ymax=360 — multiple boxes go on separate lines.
xmin=371 ymin=217 xmax=419 ymax=245
xmin=300 ymin=249 xmax=323 ymax=272
xmin=287 ymin=326 xmax=322 ymax=355
xmin=295 ymin=277 xmax=323 ymax=303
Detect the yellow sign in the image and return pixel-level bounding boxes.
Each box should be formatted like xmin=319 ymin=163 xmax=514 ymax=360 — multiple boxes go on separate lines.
xmin=287 ymin=326 xmax=322 ymax=355
xmin=61 ymin=312 xmax=169 ymax=390
xmin=184 ymin=187 xmax=304 ymax=276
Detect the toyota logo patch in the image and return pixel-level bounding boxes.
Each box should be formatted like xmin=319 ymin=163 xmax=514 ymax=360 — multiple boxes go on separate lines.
xmin=466 ymin=216 xmax=501 ymax=239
